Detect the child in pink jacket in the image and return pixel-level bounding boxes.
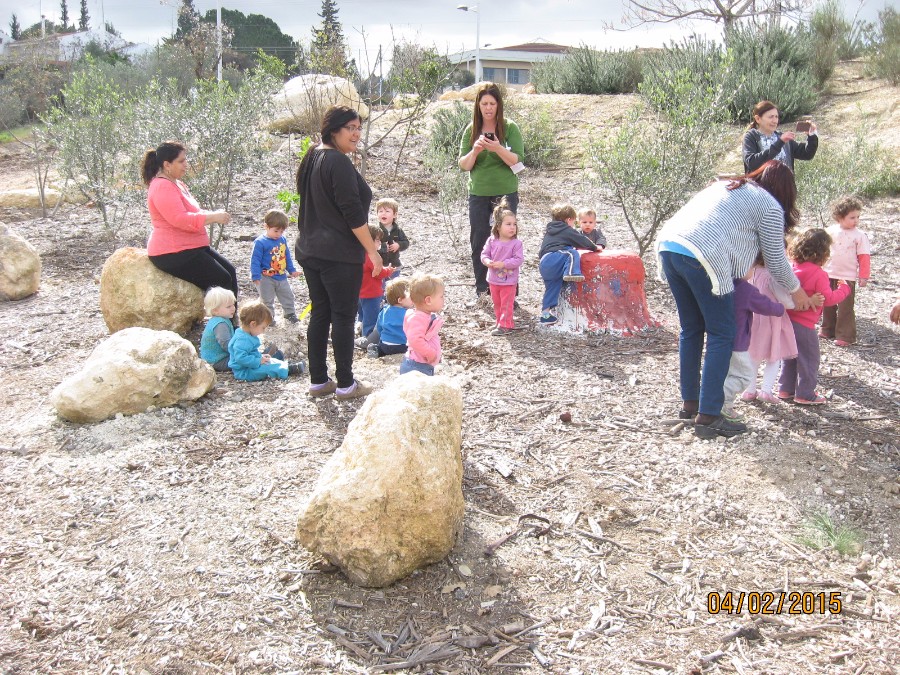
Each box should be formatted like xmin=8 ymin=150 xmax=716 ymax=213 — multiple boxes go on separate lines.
xmin=400 ymin=274 xmax=445 ymax=376
xmin=779 ymin=229 xmax=851 ymax=405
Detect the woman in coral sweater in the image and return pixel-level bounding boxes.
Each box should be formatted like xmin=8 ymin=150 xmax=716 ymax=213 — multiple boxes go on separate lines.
xmin=141 ymin=141 xmax=238 ymax=299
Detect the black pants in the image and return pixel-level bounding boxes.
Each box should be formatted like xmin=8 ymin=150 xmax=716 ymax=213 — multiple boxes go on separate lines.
xmin=300 ymin=256 xmax=363 ymax=388
xmin=468 ymin=192 xmax=518 ymax=295
xmin=149 ymin=246 xmax=238 ymax=299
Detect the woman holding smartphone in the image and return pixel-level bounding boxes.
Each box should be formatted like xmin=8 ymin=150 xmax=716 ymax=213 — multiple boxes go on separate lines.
xmin=742 ymin=100 xmax=818 ymax=174
xmin=458 ymin=82 xmax=525 ymax=299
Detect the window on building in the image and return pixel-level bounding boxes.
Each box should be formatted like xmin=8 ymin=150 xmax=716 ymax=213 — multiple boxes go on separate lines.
xmin=507 ymin=68 xmax=530 ymax=85
xmin=482 ymin=67 xmax=499 ymax=82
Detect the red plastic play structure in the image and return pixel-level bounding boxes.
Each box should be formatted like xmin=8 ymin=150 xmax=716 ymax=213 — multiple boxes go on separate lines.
xmin=556 ymin=249 xmax=658 ymax=335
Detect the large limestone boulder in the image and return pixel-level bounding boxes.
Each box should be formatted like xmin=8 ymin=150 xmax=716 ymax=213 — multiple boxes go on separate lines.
xmin=297 ymin=374 xmax=464 ymax=587
xmin=438 ymin=82 xmax=482 ymax=102
xmin=0 ymin=222 xmax=41 ymax=301
xmin=100 ymin=247 xmax=204 ymax=335
xmin=50 ymin=327 xmax=215 ymax=423
xmin=269 ymin=74 xmax=370 ymax=134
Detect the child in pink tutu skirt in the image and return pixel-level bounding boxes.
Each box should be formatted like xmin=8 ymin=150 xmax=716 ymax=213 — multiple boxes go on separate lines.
xmin=742 ymin=261 xmax=798 ymax=404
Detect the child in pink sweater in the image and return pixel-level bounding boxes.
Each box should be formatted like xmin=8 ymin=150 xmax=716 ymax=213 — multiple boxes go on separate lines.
xmin=481 ymin=198 xmax=524 ymax=335
xmin=779 ymin=229 xmax=851 ymax=405
xmin=400 ymin=274 xmax=445 ymax=376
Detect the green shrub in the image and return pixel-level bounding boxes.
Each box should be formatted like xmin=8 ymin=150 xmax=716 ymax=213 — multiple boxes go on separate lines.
xmin=871 ymin=8 xmax=900 ymax=84
xmin=425 ymin=102 xmax=473 ymax=251
xmin=503 ymin=98 xmax=561 ymax=170
xmin=531 ymin=46 xmax=642 ymax=94
xmin=427 ymin=101 xmax=472 ymax=160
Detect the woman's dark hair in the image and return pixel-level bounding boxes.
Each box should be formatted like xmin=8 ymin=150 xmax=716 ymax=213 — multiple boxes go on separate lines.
xmin=140 ymin=141 xmax=185 ymax=186
xmin=747 ymin=100 xmax=777 ymax=130
xmin=788 ymin=228 xmax=832 ymax=267
xmin=295 ymin=105 xmax=360 ymax=194
xmin=469 ymin=82 xmax=506 ymax=146
xmin=727 ymin=160 xmax=799 ymax=233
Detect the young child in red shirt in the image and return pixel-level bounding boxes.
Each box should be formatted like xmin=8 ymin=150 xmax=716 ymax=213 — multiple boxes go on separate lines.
xmin=357 ymin=225 xmax=395 ymax=342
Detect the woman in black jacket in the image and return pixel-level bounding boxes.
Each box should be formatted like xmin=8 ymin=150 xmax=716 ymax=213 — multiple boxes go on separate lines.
xmin=742 ymin=100 xmax=818 ymax=174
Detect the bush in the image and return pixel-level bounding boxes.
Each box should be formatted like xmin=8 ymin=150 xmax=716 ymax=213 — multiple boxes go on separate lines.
xmin=425 ymin=102 xmax=472 ymax=250
xmin=871 ymin=8 xmax=900 ymax=84
xmin=640 ymin=36 xmax=722 ymax=115
xmin=795 ymin=130 xmax=900 ymax=224
xmin=503 ymin=98 xmax=560 ymax=170
xmin=531 ymin=46 xmax=642 ymax=94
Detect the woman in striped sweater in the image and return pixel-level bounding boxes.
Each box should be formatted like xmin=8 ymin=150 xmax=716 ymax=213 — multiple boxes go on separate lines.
xmin=656 ymin=161 xmax=818 ymax=439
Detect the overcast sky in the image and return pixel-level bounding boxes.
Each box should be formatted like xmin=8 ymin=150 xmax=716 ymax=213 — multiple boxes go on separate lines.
xmin=2 ymin=0 xmax=893 ymax=70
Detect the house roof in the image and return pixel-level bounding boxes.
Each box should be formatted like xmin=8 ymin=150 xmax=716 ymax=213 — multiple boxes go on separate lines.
xmin=497 ymin=42 xmax=569 ymax=54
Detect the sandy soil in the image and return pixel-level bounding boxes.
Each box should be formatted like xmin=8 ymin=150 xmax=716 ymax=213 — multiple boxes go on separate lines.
xmin=0 ymin=62 xmax=898 ymax=674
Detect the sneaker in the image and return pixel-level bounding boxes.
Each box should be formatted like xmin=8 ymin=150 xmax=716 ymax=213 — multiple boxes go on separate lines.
xmin=335 ymin=379 xmax=374 ymax=401
xmin=777 ymin=391 xmax=795 ymax=402
xmin=740 ymin=391 xmax=757 ymax=402
xmin=678 ymin=409 xmax=696 ymax=421
xmin=287 ymin=360 xmax=307 ymax=376
xmin=354 ymin=337 xmax=369 ymax=350
xmin=694 ymin=415 xmax=748 ymax=439
xmin=491 ymin=326 xmax=512 ymax=336
xmin=758 ymin=391 xmax=781 ymax=404
xmin=309 ymin=380 xmax=337 ymax=398
xmin=285 ymin=314 xmax=300 ymax=325
xmin=794 ymin=393 xmax=827 ymax=405
xmin=834 ymin=340 xmax=851 ymax=347
xmin=539 ymin=311 xmax=557 ymax=325
xmin=366 ymin=344 xmax=380 ymax=358
xmin=562 ymin=274 xmax=585 ymax=282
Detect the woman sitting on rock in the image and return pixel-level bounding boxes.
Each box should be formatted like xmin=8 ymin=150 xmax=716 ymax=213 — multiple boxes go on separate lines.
xmin=141 ymin=141 xmax=238 ymax=301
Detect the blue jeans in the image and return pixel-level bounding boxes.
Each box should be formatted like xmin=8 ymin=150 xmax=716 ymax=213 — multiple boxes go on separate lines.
xmin=659 ymin=251 xmax=735 ymax=416
xmin=357 ymin=296 xmax=382 ymax=338
xmin=469 ymin=192 xmax=519 ymax=295
xmin=539 ymin=247 xmax=581 ymax=311
xmin=400 ymin=358 xmax=434 ymax=376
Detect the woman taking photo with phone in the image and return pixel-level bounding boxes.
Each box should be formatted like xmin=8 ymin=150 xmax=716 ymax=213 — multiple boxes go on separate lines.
xmin=742 ymin=100 xmax=818 ymax=174
xmin=458 ymin=82 xmax=525 ymax=299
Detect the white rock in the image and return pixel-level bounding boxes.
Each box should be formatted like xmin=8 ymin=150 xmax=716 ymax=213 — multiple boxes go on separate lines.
xmin=296 ymin=373 xmax=464 ymax=587
xmin=50 ymin=327 xmax=215 ymax=423
xmin=268 ymin=74 xmax=369 ymax=134
xmin=99 ymin=247 xmax=204 ymax=335
xmin=0 ymin=222 xmax=41 ymax=301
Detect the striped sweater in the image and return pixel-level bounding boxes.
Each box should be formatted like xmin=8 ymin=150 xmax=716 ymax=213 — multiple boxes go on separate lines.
xmin=655 ymin=181 xmax=799 ymax=297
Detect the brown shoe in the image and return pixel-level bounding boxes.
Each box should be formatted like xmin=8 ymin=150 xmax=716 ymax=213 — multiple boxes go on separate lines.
xmin=334 ymin=380 xmax=374 ymax=401
xmin=309 ymin=380 xmax=337 ymax=397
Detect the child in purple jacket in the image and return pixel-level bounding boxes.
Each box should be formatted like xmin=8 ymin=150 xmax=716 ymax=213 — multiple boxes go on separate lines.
xmin=481 ymin=198 xmax=524 ymax=335
xmin=722 ymin=270 xmax=785 ymax=417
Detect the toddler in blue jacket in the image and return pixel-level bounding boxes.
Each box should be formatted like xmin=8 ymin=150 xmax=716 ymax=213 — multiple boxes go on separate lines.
xmin=365 ymin=278 xmax=414 ymax=358
xmin=228 ymin=301 xmax=306 ymax=381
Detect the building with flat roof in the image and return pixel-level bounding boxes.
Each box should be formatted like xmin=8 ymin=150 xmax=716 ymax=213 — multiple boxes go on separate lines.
xmin=449 ymin=40 xmax=570 ymax=89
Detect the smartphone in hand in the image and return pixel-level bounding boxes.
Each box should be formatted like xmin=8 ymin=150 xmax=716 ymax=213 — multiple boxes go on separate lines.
xmin=795 ymin=121 xmax=812 ymax=133
xmin=484 ymin=132 xmax=496 ymax=140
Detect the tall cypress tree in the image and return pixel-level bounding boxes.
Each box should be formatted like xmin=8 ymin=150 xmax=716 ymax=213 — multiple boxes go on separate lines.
xmin=10 ymin=13 xmax=21 ymax=39
xmin=175 ymin=0 xmax=199 ymax=40
xmin=309 ymin=0 xmax=349 ymax=76
xmin=78 ymin=0 xmax=89 ymax=30
xmin=59 ymin=0 xmax=70 ymax=30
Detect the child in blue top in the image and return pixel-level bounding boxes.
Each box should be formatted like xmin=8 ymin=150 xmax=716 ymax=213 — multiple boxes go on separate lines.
xmin=228 ymin=301 xmax=306 ymax=381
xmin=366 ymin=278 xmax=414 ymax=358
xmin=251 ymin=209 xmax=302 ymax=325
xmin=538 ymin=202 xmax=598 ymax=325
xmin=200 ymin=286 xmax=237 ymax=372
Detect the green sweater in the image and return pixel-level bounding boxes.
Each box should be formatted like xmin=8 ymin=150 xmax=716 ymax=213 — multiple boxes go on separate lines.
xmin=458 ymin=120 xmax=524 ymax=197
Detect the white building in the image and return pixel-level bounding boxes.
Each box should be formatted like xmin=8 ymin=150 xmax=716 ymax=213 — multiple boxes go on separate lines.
xmin=0 ymin=29 xmax=11 ymax=57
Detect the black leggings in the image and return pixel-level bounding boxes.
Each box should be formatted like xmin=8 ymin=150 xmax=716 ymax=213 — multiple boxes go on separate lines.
xmin=149 ymin=246 xmax=238 ymax=299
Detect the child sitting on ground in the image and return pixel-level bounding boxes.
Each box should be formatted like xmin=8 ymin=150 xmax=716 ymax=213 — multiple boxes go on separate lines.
xmin=720 ymin=264 xmax=785 ymax=420
xmin=577 ymin=207 xmax=607 ymax=249
xmin=200 ymin=286 xmax=237 ymax=372
xmin=400 ymin=274 xmax=445 ymax=376
xmin=366 ymin=278 xmax=414 ymax=358
xmin=538 ymin=203 xmax=599 ymax=325
xmin=376 ymin=198 xmax=409 ymax=278
xmin=357 ymin=225 xmax=395 ymax=341
xmin=779 ymin=229 xmax=851 ymax=405
xmin=251 ymin=209 xmax=302 ymax=325
xmin=228 ymin=300 xmax=305 ymax=381
xmin=481 ymin=197 xmax=524 ymax=335
xmin=821 ymin=196 xmax=871 ymax=347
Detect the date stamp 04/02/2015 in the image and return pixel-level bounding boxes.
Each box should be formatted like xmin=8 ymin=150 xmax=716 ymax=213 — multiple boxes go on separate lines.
xmin=707 ymin=591 xmax=842 ymax=615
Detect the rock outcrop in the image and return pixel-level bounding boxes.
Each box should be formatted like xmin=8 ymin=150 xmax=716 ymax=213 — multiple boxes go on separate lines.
xmin=0 ymin=222 xmax=41 ymax=301
xmin=50 ymin=327 xmax=215 ymax=423
xmin=269 ymin=74 xmax=369 ymax=134
xmin=99 ymin=247 xmax=204 ymax=335
xmin=297 ymin=374 xmax=464 ymax=587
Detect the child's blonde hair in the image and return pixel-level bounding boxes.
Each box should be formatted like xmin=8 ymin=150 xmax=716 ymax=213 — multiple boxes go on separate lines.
xmin=831 ymin=196 xmax=862 ymax=221
xmin=409 ymin=273 xmax=444 ymax=305
xmin=788 ymin=228 xmax=832 ymax=267
xmin=385 ymin=278 xmax=410 ymax=306
xmin=238 ymin=300 xmax=273 ymax=328
xmin=376 ymin=198 xmax=399 ymax=220
xmin=551 ymin=203 xmax=576 ymax=222
xmin=577 ymin=207 xmax=596 ymax=220
xmin=368 ymin=224 xmax=383 ymax=241
xmin=264 ymin=209 xmax=289 ymax=229
xmin=491 ymin=197 xmax=517 ymax=238
xmin=204 ymin=286 xmax=236 ymax=316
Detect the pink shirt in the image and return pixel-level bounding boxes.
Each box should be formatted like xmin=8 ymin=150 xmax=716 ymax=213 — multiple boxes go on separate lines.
xmin=403 ymin=309 xmax=443 ymax=365
xmin=823 ymin=225 xmax=871 ymax=281
xmin=146 ymin=177 xmax=210 ymax=255
xmin=787 ymin=261 xmax=851 ymax=329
